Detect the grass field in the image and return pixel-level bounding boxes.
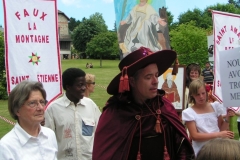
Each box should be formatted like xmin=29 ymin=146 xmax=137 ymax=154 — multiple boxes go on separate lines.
xmin=0 ymin=59 xmax=239 ymax=140
xmin=0 ymin=59 xmax=120 ymax=138
xmin=61 ymin=59 xmax=120 ymax=109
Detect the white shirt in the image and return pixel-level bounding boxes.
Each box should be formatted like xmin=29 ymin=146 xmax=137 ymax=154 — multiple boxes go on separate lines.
xmin=0 ymin=123 xmax=58 ymax=160
xmin=45 ymin=94 xmax=101 ymax=160
xmin=182 ymin=101 xmax=223 ymax=156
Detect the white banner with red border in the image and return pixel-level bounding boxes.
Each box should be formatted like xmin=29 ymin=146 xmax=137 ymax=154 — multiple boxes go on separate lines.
xmin=3 ymin=0 xmax=62 ymax=105
xmin=219 ymin=47 xmax=240 ymax=107
xmin=212 ymin=10 xmax=240 ymax=102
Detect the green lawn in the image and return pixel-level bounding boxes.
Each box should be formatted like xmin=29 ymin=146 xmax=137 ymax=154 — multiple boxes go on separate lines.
xmin=0 ymin=59 xmax=120 ymax=138
xmin=61 ymin=59 xmax=120 ymax=109
xmin=0 ymin=59 xmax=239 ymax=140
xmin=0 ymin=100 xmax=13 ymax=138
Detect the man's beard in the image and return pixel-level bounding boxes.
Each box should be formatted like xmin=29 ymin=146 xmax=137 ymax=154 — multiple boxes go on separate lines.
xmin=167 ymin=80 xmax=172 ymax=88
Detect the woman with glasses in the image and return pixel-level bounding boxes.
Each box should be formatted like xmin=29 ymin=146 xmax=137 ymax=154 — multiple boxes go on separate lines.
xmin=84 ymin=73 xmax=96 ymax=97
xmin=0 ymin=81 xmax=58 ymax=160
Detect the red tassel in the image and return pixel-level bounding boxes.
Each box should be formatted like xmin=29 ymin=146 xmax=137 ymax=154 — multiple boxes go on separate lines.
xmin=136 ymin=151 xmax=141 ymax=160
xmin=118 ymin=75 xmax=124 ymax=93
xmin=154 ymin=115 xmax=162 ymax=133
xmin=123 ymin=73 xmax=129 ymax=91
xmin=164 ymin=146 xmax=170 ymax=160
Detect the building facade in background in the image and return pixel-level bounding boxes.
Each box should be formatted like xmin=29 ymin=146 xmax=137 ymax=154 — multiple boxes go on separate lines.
xmin=58 ymin=10 xmax=72 ymax=59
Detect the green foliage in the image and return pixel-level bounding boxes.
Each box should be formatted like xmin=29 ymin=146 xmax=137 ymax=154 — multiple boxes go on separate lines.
xmin=72 ymin=19 xmax=101 ymax=52
xmin=178 ymin=8 xmax=208 ymax=29
xmin=89 ymin=12 xmax=108 ymax=32
xmin=0 ymin=31 xmax=8 ymax=100
xmin=71 ymin=13 xmax=108 ymax=53
xmin=177 ymin=3 xmax=240 ymax=30
xmin=68 ymin=17 xmax=81 ymax=32
xmin=113 ymin=21 xmax=117 ymax=32
xmin=167 ymin=10 xmax=177 ymax=31
xmin=86 ymin=32 xmax=119 ymax=67
xmin=170 ymin=21 xmax=208 ymax=67
xmin=166 ymin=10 xmax=174 ymax=25
xmin=169 ymin=3 xmax=240 ymax=67
xmin=228 ymin=0 xmax=240 ymax=7
xmin=203 ymin=3 xmax=240 ymax=28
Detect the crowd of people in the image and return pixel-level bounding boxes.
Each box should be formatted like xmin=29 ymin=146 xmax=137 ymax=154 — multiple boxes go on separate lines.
xmin=1 ymin=46 xmax=240 ymax=160
xmin=1 ymin=0 xmax=239 ymax=159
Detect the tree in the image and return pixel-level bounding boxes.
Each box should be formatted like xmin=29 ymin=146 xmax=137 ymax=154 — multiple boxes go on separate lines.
xmin=72 ymin=13 xmax=109 ymax=53
xmin=178 ymin=8 xmax=210 ymax=29
xmin=89 ymin=12 xmax=108 ymax=32
xmin=166 ymin=10 xmax=174 ymax=25
xmin=167 ymin=10 xmax=176 ymax=31
xmin=72 ymin=18 xmax=101 ymax=52
xmin=0 ymin=31 xmax=8 ymax=99
xmin=113 ymin=21 xmax=117 ymax=32
xmin=68 ymin=17 xmax=81 ymax=32
xmin=170 ymin=21 xmax=208 ymax=67
xmin=177 ymin=3 xmax=240 ymax=29
xmin=228 ymin=0 xmax=240 ymax=7
xmin=86 ymin=32 xmax=119 ymax=67
xmin=201 ymin=3 xmax=240 ymax=32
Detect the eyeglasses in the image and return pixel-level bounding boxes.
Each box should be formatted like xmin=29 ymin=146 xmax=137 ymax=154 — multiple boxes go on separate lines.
xmin=25 ymin=100 xmax=46 ymax=108
xmin=88 ymin=82 xmax=95 ymax=85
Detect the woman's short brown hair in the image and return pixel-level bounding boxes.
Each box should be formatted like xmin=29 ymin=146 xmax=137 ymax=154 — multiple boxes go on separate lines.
xmin=8 ymin=81 xmax=46 ymax=121
xmin=186 ymin=63 xmax=201 ymax=87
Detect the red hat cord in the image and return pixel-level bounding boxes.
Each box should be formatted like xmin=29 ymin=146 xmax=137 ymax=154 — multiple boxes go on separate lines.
xmin=136 ymin=96 xmax=170 ymax=160
xmin=118 ymin=48 xmax=153 ymax=93
xmin=123 ymin=67 xmax=130 ymax=91
xmin=119 ymin=66 xmax=130 ymax=93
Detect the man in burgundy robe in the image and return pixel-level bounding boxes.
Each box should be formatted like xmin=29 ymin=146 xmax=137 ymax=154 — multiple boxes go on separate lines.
xmin=93 ymin=47 xmax=194 ymax=160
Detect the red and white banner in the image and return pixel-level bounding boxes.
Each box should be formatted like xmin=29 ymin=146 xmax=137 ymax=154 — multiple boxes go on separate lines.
xmin=3 ymin=0 xmax=62 ymax=105
xmin=219 ymin=48 xmax=240 ymax=107
xmin=212 ymin=10 xmax=240 ymax=102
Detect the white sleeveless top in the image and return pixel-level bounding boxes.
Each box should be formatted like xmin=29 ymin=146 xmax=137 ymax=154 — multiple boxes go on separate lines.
xmin=182 ymin=101 xmax=223 ymax=156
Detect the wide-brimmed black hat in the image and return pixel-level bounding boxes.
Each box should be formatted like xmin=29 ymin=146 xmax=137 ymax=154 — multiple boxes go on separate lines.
xmin=107 ymin=47 xmax=176 ymax=95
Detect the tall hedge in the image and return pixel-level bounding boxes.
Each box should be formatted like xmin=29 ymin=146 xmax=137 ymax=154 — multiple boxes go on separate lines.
xmin=0 ymin=31 xmax=8 ymax=99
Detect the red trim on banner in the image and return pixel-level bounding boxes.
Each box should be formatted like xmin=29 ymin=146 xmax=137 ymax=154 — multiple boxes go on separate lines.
xmin=212 ymin=10 xmax=240 ymax=102
xmin=3 ymin=0 xmax=10 ymax=95
xmin=54 ymin=0 xmax=63 ymax=99
xmin=3 ymin=0 xmax=62 ymax=104
xmin=212 ymin=10 xmax=240 ymax=18
xmin=44 ymin=0 xmax=63 ymax=110
xmin=212 ymin=12 xmax=222 ymax=102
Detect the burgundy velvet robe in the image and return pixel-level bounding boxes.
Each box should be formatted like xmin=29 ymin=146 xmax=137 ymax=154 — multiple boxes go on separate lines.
xmin=93 ymin=90 xmax=194 ymax=160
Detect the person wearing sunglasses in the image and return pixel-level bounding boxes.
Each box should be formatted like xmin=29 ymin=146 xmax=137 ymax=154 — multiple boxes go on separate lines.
xmin=0 ymin=81 xmax=58 ymax=160
xmin=84 ymin=73 xmax=96 ymax=98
